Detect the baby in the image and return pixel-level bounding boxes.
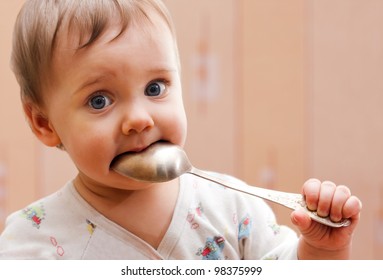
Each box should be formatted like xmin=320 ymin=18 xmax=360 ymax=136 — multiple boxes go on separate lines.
xmin=0 ymin=0 xmax=361 ymax=259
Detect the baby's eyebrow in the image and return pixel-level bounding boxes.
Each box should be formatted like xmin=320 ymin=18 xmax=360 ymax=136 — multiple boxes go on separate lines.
xmin=75 ymin=73 xmax=113 ymax=94
xmin=74 ymin=79 xmax=100 ymax=95
xmin=146 ymin=66 xmax=178 ymax=74
xmin=79 ymin=77 xmax=104 ymax=90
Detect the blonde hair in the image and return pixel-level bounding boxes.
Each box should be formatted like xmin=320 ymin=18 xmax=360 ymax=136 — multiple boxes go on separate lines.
xmin=11 ymin=0 xmax=177 ymax=107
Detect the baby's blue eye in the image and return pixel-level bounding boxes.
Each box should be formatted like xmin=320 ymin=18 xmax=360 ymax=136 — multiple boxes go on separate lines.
xmin=89 ymin=94 xmax=112 ymax=110
xmin=145 ymin=81 xmax=166 ymax=97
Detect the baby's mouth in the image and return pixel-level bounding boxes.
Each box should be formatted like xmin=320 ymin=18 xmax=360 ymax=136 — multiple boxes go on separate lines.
xmin=110 ymin=148 xmax=147 ymax=170
xmin=110 ymin=140 xmax=168 ymax=170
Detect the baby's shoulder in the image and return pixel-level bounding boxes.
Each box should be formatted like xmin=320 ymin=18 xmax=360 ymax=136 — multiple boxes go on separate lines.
xmin=0 ymin=183 xmax=89 ymax=259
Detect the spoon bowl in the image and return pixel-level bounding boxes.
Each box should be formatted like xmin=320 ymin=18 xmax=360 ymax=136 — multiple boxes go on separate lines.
xmin=112 ymin=142 xmax=192 ymax=182
xmin=111 ymin=141 xmax=351 ymax=228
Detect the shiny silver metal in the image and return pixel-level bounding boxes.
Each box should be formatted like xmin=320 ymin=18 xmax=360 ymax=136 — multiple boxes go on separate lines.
xmin=111 ymin=141 xmax=351 ymax=228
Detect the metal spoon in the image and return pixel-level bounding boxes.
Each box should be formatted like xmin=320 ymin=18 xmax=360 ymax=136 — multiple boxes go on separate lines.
xmin=111 ymin=141 xmax=350 ymax=228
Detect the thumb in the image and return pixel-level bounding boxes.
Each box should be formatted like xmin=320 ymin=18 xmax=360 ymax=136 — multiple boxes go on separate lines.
xmin=291 ymin=209 xmax=312 ymax=233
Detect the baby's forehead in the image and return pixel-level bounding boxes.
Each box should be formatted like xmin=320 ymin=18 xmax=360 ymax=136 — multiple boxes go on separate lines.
xmin=56 ymin=2 xmax=173 ymax=51
xmin=53 ymin=14 xmax=177 ymax=72
xmin=49 ymin=10 xmax=179 ymax=90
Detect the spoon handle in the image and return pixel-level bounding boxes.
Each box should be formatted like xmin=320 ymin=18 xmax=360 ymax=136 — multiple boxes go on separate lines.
xmin=189 ymin=167 xmax=351 ymax=228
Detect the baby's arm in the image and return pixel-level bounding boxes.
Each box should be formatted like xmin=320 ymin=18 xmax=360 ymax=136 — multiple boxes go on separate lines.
xmin=291 ymin=179 xmax=362 ymax=259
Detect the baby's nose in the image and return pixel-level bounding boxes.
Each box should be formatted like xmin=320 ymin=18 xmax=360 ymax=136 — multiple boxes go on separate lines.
xmin=121 ymin=104 xmax=154 ymax=135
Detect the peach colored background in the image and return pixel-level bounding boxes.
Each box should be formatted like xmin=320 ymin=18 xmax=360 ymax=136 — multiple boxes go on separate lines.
xmin=1 ymin=0 xmax=382 ymax=259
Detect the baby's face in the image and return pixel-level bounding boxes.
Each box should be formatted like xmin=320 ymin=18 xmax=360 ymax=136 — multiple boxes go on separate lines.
xmin=42 ymin=14 xmax=187 ymax=190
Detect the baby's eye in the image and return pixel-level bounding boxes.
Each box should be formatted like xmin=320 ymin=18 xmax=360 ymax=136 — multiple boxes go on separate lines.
xmin=88 ymin=94 xmax=112 ymax=110
xmin=145 ymin=81 xmax=166 ymax=97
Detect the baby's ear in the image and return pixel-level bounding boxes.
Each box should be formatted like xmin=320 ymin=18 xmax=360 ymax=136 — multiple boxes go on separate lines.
xmin=22 ymin=101 xmax=61 ymax=147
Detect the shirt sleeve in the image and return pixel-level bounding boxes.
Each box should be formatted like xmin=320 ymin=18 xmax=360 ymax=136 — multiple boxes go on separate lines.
xmin=239 ymin=191 xmax=299 ymax=260
xmin=213 ymin=172 xmax=299 ymax=260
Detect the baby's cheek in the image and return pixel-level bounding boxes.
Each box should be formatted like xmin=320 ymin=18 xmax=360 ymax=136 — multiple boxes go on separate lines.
xmin=67 ymin=136 xmax=111 ymax=170
xmin=163 ymin=113 xmax=187 ymax=146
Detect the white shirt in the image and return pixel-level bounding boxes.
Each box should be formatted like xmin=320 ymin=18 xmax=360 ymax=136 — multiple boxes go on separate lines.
xmin=0 ymin=173 xmax=298 ymax=259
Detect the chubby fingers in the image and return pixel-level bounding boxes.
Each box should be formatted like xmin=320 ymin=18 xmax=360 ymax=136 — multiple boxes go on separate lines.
xmin=330 ymin=185 xmax=351 ymax=221
xmin=302 ymin=178 xmax=362 ymax=222
xmin=342 ymin=195 xmax=362 ymax=220
xmin=303 ymin=179 xmax=334 ymax=217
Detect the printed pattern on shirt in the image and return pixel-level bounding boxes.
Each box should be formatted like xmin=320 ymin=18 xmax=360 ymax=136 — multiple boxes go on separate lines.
xmin=238 ymin=214 xmax=252 ymax=240
xmin=268 ymin=222 xmax=281 ymax=235
xmin=20 ymin=202 xmax=46 ymax=229
xmin=187 ymin=202 xmax=204 ymax=230
xmin=196 ymin=235 xmax=225 ymax=260
xmin=50 ymin=236 xmax=65 ymax=257
xmin=86 ymin=219 xmax=97 ymax=235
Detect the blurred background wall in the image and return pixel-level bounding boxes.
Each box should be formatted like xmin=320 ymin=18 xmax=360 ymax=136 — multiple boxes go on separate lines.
xmin=1 ymin=0 xmax=382 ymax=259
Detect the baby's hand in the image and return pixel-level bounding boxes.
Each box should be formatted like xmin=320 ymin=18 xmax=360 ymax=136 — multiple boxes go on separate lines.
xmin=291 ymin=178 xmax=362 ymax=259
